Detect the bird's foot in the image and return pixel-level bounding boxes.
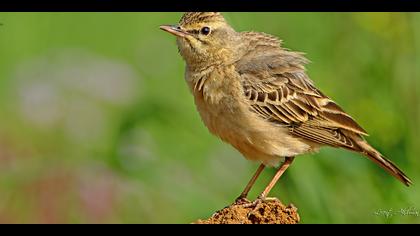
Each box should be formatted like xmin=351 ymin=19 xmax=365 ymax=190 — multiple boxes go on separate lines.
xmin=235 ymin=195 xmax=251 ymax=205
xmin=239 ymin=196 xmax=264 ymax=208
xmin=244 ymin=196 xmax=282 ymax=216
xmin=245 ymin=198 xmax=263 ymax=208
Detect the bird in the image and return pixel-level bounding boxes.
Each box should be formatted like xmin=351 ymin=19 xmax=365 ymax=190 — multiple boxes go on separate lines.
xmin=159 ymin=12 xmax=412 ymax=203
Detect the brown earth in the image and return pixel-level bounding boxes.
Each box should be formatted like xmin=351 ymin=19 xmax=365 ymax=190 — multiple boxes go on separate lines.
xmin=193 ymin=198 xmax=300 ymax=224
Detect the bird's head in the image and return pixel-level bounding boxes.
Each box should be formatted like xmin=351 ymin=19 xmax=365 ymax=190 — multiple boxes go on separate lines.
xmin=160 ymin=12 xmax=242 ymax=69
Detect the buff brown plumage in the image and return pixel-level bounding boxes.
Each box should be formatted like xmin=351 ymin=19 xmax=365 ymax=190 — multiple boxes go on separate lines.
xmin=160 ymin=12 xmax=411 ymax=202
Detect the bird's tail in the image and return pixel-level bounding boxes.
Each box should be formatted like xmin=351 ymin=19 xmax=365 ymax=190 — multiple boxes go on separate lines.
xmin=356 ymin=140 xmax=412 ymax=186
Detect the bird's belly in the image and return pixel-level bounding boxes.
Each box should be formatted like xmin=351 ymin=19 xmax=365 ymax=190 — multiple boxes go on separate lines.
xmin=194 ymin=94 xmax=314 ymax=167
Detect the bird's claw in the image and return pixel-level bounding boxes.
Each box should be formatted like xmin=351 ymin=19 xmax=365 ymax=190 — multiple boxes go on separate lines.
xmin=241 ymin=197 xmax=264 ymax=209
xmin=235 ymin=196 xmax=250 ymax=205
xmin=242 ymin=197 xmax=282 ymax=217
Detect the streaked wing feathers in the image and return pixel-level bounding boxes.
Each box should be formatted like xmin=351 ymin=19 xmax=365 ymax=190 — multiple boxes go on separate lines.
xmin=236 ymin=34 xmax=368 ymax=148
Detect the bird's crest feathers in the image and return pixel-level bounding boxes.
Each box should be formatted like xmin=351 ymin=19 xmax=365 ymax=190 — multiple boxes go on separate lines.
xmin=179 ymin=12 xmax=226 ymax=26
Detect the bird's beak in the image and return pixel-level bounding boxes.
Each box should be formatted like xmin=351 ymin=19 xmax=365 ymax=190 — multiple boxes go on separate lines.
xmin=159 ymin=24 xmax=189 ymax=38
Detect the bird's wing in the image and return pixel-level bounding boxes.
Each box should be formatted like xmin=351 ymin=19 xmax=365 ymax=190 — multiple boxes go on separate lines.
xmin=235 ymin=41 xmax=368 ymax=150
xmin=235 ymin=32 xmax=412 ymax=186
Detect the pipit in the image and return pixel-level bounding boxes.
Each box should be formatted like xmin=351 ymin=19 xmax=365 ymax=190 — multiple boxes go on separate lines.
xmin=160 ymin=12 xmax=412 ymax=202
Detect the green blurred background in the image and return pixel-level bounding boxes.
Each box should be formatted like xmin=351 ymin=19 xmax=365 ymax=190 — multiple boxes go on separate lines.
xmin=0 ymin=12 xmax=419 ymax=223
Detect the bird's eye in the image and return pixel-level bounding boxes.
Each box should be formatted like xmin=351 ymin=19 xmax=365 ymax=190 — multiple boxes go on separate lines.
xmin=200 ymin=26 xmax=211 ymax=35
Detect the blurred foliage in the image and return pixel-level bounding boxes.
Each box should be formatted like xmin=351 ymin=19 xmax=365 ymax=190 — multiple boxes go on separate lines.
xmin=0 ymin=12 xmax=419 ymax=223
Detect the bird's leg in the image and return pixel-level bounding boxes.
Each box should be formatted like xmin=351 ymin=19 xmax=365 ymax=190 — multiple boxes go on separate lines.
xmin=241 ymin=157 xmax=295 ymax=211
xmin=257 ymin=156 xmax=295 ymax=200
xmin=235 ymin=164 xmax=265 ymax=204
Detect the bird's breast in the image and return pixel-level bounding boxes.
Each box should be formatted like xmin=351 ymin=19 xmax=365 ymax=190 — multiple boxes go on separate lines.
xmin=186 ymin=66 xmax=245 ymax=137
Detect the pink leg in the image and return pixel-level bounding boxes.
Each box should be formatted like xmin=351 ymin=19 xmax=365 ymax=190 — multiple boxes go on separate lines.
xmin=236 ymin=164 xmax=265 ymax=201
xmin=258 ymin=156 xmax=295 ymax=199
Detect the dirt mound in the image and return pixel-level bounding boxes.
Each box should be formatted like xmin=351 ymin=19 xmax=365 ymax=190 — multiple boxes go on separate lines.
xmin=194 ymin=198 xmax=300 ymax=224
